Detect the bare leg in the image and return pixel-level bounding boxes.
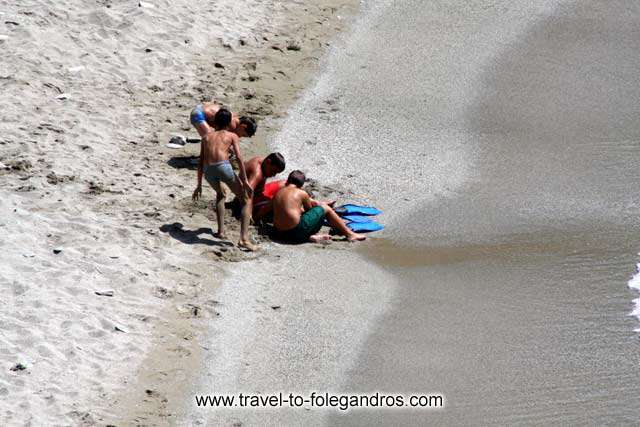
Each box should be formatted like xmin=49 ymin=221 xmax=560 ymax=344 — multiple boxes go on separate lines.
xmin=214 ymin=191 xmax=227 ymax=239
xmin=227 ymin=178 xmax=257 ymax=251
xmin=321 ymin=204 xmax=366 ymax=242
xmin=238 ymin=196 xmax=256 ymax=251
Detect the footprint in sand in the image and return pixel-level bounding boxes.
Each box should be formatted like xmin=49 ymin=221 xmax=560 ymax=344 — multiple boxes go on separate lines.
xmin=89 ymin=330 xmax=106 ymax=338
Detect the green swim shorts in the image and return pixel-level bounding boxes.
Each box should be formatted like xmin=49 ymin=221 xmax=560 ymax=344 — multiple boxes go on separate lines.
xmin=276 ymin=206 xmax=326 ymax=243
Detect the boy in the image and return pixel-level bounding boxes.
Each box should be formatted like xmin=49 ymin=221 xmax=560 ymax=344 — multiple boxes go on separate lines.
xmin=272 ymin=170 xmax=366 ymax=243
xmin=192 ymin=108 xmax=256 ymax=251
xmin=243 ymin=153 xmax=286 ymax=221
xmin=190 ymin=101 xmax=257 ymax=139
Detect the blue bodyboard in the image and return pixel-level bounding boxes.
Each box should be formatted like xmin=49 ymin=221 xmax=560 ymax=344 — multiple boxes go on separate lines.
xmin=342 ymin=215 xmax=375 ymax=223
xmin=347 ymin=220 xmax=384 ymax=233
xmin=335 ymin=204 xmax=382 ymax=216
xmin=323 ymin=215 xmax=379 ymax=226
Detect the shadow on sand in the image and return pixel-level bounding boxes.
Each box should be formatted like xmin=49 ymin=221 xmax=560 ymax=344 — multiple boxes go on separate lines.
xmin=159 ymin=222 xmax=234 ymax=247
xmin=167 ymin=155 xmax=199 ymax=170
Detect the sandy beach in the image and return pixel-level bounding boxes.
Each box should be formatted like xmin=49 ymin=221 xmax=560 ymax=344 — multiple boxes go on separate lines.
xmin=5 ymin=0 xmax=640 ymax=425
xmin=0 ymin=0 xmax=357 ymax=424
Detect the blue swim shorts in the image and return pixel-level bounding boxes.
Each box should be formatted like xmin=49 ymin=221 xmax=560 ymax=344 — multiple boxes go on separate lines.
xmin=190 ymin=104 xmax=206 ymax=125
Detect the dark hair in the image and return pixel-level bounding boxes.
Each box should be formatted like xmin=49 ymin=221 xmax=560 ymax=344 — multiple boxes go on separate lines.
xmin=264 ymin=152 xmax=285 ymax=173
xmin=239 ymin=116 xmax=257 ymax=137
xmin=286 ymin=170 xmax=306 ymax=188
xmin=213 ymin=108 xmax=232 ymax=129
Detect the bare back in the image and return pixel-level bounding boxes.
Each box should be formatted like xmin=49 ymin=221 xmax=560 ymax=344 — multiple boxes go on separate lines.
xmin=273 ymin=185 xmax=309 ymax=231
xmin=203 ymin=102 xmax=239 ymax=130
xmin=202 ymin=102 xmax=221 ymax=118
xmin=201 ymin=129 xmax=238 ymax=167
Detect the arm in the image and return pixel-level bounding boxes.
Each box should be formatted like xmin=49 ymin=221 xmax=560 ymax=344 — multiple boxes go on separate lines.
xmin=246 ymin=169 xmax=263 ymax=195
xmin=302 ymin=192 xmax=315 ymax=211
xmin=192 ymin=138 xmax=205 ymax=201
xmin=197 ymin=138 xmax=205 ymax=186
xmin=231 ymin=136 xmax=248 ymax=183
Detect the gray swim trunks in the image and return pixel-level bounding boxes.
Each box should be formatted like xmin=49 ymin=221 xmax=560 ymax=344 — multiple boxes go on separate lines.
xmin=204 ymin=160 xmax=240 ymax=192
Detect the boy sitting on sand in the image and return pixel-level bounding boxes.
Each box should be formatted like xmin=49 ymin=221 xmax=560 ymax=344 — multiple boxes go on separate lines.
xmin=272 ymin=170 xmax=366 ymax=243
xmin=190 ymin=101 xmax=257 ymax=139
xmin=192 ymin=108 xmax=256 ymax=251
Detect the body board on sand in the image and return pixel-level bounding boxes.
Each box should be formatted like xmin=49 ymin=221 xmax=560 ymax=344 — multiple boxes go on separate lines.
xmin=334 ymin=204 xmax=382 ymax=216
xmin=341 ymin=214 xmax=377 ymax=223
xmin=347 ymin=219 xmax=384 ymax=233
xmin=325 ymin=215 xmax=384 ymax=233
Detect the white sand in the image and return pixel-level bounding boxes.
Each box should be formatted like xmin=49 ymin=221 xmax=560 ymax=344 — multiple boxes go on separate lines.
xmin=0 ymin=0 xmax=354 ymax=424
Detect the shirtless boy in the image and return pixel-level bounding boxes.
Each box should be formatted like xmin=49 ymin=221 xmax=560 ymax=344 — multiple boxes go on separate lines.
xmin=272 ymin=170 xmax=366 ymax=243
xmin=192 ymin=108 xmax=256 ymax=251
xmin=244 ymin=153 xmax=286 ymax=220
xmin=190 ymin=101 xmax=257 ymax=139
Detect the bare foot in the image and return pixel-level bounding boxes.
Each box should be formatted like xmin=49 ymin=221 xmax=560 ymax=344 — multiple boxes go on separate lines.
xmin=309 ymin=234 xmax=332 ymax=243
xmin=214 ymin=232 xmax=227 ymax=240
xmin=347 ymin=233 xmax=367 ymax=242
xmin=238 ymin=240 xmax=257 ymax=251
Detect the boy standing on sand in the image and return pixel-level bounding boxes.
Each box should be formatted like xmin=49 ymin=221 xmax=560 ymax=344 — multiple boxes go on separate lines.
xmin=190 ymin=101 xmax=257 ymax=139
xmin=192 ymin=108 xmax=256 ymax=251
xmin=272 ymin=170 xmax=366 ymax=243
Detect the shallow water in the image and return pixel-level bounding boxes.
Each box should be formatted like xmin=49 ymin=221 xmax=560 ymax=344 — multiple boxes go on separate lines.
xmin=273 ymin=0 xmax=640 ymax=424
xmin=341 ymin=228 xmax=640 ymax=424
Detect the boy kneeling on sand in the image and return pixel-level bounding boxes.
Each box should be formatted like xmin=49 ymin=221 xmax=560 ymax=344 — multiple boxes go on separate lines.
xmin=192 ymin=108 xmax=256 ymax=251
xmin=243 ymin=153 xmax=286 ymax=221
xmin=272 ymin=170 xmax=366 ymax=243
xmin=190 ymin=101 xmax=257 ymax=139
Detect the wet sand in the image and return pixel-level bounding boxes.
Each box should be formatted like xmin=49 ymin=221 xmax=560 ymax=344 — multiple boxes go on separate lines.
xmin=267 ymin=0 xmax=640 ymax=424
xmin=348 ymin=227 xmax=640 ymax=424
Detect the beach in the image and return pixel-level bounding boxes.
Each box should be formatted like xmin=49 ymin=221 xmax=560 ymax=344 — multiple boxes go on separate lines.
xmin=0 ymin=0 xmax=357 ymax=424
xmin=4 ymin=0 xmax=640 ymax=425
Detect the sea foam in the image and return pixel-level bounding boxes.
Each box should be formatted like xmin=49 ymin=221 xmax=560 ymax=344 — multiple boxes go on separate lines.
xmin=627 ymin=261 xmax=640 ymax=331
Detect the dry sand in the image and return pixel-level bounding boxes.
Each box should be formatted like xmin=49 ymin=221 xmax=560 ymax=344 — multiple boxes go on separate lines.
xmin=0 ymin=0 xmax=357 ymax=424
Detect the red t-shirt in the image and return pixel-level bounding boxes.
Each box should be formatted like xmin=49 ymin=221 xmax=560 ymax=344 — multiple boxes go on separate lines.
xmin=262 ymin=180 xmax=285 ymax=199
xmin=253 ymin=180 xmax=285 ymax=212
